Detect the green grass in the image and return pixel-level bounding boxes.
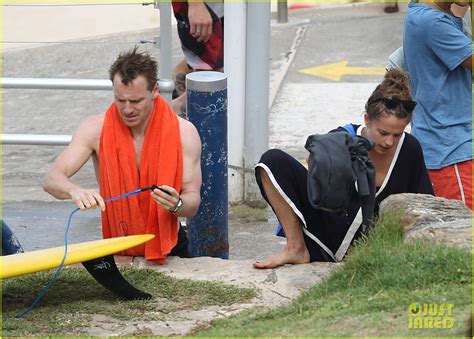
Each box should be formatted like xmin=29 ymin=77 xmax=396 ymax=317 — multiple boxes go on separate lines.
xmin=2 ymin=267 xmax=256 ymax=336
xmin=193 ymin=211 xmax=472 ymax=336
xmin=229 ymin=202 xmax=267 ymax=222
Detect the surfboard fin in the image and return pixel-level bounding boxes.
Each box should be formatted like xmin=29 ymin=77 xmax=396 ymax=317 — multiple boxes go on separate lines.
xmin=82 ymin=255 xmax=152 ymax=300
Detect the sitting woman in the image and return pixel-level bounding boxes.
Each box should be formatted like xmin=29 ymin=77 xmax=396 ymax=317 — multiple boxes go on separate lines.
xmin=254 ymin=69 xmax=434 ymax=269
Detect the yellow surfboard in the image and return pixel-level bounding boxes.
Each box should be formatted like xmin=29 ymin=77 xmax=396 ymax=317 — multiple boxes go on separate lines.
xmin=1 ymin=234 xmax=155 ymax=279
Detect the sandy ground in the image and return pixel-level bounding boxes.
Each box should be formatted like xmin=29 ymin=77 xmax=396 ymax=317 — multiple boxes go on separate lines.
xmin=2 ymin=2 xmax=162 ymax=51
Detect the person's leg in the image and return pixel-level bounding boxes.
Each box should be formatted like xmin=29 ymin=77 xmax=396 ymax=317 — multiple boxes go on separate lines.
xmin=171 ymin=66 xmax=224 ymax=118
xmin=253 ymin=168 xmax=310 ymax=269
xmin=171 ymin=91 xmax=188 ymax=118
xmin=457 ymin=160 xmax=472 ymax=209
xmin=171 ymin=59 xmax=190 ymax=117
xmin=2 ymin=220 xmax=24 ymax=255
xmin=172 ymin=58 xmax=191 ymax=82
xmin=169 ymin=223 xmax=191 ymax=258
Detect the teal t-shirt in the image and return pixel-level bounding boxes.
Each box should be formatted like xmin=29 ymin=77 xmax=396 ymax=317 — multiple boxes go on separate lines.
xmin=403 ymin=3 xmax=472 ymax=169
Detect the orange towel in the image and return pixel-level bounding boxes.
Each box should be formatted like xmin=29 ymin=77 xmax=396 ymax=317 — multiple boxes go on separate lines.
xmin=99 ymin=96 xmax=183 ymax=264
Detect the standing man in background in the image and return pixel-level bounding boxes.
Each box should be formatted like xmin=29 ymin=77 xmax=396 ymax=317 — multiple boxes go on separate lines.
xmin=171 ymin=1 xmax=224 ymax=116
xmin=403 ymin=1 xmax=472 ymax=208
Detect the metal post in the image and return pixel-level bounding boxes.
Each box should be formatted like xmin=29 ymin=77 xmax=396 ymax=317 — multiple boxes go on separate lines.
xmin=186 ymin=71 xmax=228 ymax=259
xmin=157 ymin=1 xmax=173 ymax=103
xmin=245 ymin=2 xmax=271 ymax=201
xmin=224 ymin=2 xmax=247 ymax=202
xmin=277 ymin=0 xmax=288 ymax=24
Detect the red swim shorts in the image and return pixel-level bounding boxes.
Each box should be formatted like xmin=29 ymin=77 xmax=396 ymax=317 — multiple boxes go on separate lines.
xmin=428 ymin=160 xmax=472 ymax=209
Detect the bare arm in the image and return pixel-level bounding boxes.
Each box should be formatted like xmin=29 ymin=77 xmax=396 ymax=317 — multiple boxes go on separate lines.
xmin=461 ymin=54 xmax=472 ymax=69
xmin=188 ymin=0 xmax=213 ymax=43
xmin=151 ymin=118 xmax=202 ymax=217
xmin=42 ymin=115 xmax=106 ymax=211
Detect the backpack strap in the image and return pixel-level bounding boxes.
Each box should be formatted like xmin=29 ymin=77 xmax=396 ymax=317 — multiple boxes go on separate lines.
xmin=342 ymin=124 xmax=356 ymax=136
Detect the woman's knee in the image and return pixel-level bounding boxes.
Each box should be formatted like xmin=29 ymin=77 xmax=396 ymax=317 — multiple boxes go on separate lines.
xmin=259 ymin=149 xmax=289 ymax=167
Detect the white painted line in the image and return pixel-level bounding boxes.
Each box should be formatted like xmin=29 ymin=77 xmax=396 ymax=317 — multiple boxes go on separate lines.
xmin=269 ymin=25 xmax=308 ymax=109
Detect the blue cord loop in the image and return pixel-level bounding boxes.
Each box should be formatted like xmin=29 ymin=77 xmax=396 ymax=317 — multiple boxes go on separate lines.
xmin=16 ymin=185 xmax=156 ymax=319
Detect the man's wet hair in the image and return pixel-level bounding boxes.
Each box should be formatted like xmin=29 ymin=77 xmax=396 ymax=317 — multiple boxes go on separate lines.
xmin=365 ymin=68 xmax=415 ymax=122
xmin=109 ymin=46 xmax=158 ymax=91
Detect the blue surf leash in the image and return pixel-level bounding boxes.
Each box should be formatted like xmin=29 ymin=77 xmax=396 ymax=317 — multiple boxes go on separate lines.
xmin=16 ymin=185 xmax=159 ymax=319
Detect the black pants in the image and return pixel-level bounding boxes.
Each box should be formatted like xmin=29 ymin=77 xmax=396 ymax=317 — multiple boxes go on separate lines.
xmin=255 ymin=149 xmax=339 ymax=262
xmin=169 ymin=223 xmax=191 ymax=258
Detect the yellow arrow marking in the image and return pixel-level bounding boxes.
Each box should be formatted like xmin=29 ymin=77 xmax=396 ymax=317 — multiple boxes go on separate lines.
xmin=299 ymin=61 xmax=386 ymax=81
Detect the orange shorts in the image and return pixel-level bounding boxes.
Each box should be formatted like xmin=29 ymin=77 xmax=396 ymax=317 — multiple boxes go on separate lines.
xmin=428 ymin=160 xmax=472 ymax=210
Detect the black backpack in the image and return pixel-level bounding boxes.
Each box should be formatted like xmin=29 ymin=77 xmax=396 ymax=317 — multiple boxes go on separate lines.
xmin=305 ymin=131 xmax=376 ymax=234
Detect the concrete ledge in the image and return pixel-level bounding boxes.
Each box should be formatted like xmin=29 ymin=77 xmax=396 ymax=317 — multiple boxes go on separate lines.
xmin=83 ymin=255 xmax=340 ymax=336
xmin=135 ymin=256 xmax=340 ymax=308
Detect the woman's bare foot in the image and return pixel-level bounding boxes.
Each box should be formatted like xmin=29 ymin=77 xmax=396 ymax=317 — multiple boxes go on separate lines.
xmin=253 ymin=246 xmax=310 ymax=269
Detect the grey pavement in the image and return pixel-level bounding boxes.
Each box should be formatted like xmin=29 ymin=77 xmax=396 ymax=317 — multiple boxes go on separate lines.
xmin=2 ymin=3 xmax=405 ymax=259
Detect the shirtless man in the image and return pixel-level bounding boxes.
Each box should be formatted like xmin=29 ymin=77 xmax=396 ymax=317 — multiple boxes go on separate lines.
xmin=43 ymin=47 xmax=202 ymax=262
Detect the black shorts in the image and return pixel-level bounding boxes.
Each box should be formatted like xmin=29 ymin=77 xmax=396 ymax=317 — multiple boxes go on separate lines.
xmin=169 ymin=223 xmax=191 ymax=258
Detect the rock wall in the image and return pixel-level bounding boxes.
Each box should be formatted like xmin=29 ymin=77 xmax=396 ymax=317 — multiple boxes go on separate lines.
xmin=379 ymin=193 xmax=472 ymax=252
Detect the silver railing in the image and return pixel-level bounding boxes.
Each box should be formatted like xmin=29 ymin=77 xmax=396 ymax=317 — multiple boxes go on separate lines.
xmin=1 ymin=134 xmax=72 ymax=146
xmin=1 ymin=77 xmax=174 ymax=92
xmin=2 ymin=1 xmax=174 ymax=146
